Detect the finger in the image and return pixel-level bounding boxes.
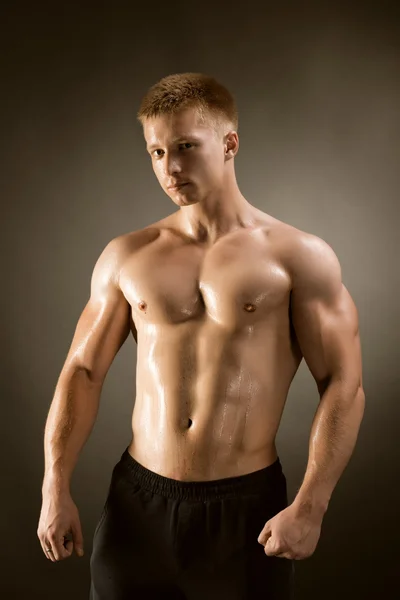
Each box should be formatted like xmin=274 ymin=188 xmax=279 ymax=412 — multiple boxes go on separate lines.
xmin=71 ymin=523 xmax=84 ymax=557
xmin=59 ymin=535 xmax=76 ymax=560
xmin=264 ymin=542 xmax=292 ymax=559
xmin=46 ymin=538 xmax=61 ymax=561
xmin=43 ymin=542 xmax=57 ymax=562
xmin=274 ymin=550 xmax=293 ymax=559
xmin=59 ymin=531 xmax=74 ymax=558
xmin=65 ymin=538 xmax=74 ymax=556
xmin=276 ymin=552 xmax=292 ymax=559
xmin=40 ymin=540 xmax=53 ymax=561
xmin=264 ymin=537 xmax=285 ymax=557
xmin=48 ymin=535 xmax=71 ymax=561
xmin=264 ymin=533 xmax=274 ymax=548
xmin=263 ymin=537 xmax=275 ymax=554
xmin=47 ymin=548 xmax=57 ymax=562
xmin=258 ymin=527 xmax=271 ymax=545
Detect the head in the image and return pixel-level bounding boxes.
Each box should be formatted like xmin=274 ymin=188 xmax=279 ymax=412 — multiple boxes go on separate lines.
xmin=137 ymin=73 xmax=240 ymax=207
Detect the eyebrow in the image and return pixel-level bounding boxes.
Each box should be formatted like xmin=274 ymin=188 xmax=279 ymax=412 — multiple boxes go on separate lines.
xmin=146 ymin=136 xmax=200 ymax=151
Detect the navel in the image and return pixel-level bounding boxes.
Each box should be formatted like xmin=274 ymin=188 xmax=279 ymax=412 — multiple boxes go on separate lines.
xmin=243 ymin=303 xmax=256 ymax=312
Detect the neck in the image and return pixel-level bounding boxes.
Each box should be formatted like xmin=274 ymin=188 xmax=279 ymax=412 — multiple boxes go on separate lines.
xmin=178 ymin=179 xmax=258 ymax=244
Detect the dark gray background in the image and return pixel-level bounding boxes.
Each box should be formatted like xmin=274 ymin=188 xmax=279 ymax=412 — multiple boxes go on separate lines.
xmin=2 ymin=2 xmax=399 ymax=598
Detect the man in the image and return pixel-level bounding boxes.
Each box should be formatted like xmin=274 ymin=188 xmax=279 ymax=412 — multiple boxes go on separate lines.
xmin=38 ymin=73 xmax=365 ymax=599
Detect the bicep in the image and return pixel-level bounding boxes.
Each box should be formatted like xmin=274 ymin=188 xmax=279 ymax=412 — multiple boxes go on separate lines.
xmin=64 ymin=239 xmax=131 ymax=384
xmin=291 ymin=285 xmax=361 ymax=391
xmin=289 ymin=236 xmax=362 ymax=394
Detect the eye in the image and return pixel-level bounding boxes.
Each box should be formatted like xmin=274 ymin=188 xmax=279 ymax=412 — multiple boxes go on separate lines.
xmin=152 ymin=143 xmax=193 ymax=158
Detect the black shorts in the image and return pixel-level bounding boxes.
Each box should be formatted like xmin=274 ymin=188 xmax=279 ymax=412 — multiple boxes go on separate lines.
xmin=89 ymin=447 xmax=295 ymax=599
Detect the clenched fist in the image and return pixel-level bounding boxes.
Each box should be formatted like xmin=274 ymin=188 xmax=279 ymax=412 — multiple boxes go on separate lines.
xmin=37 ymin=491 xmax=84 ymax=562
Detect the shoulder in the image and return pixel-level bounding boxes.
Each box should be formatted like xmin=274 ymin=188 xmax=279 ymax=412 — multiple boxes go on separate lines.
xmin=93 ymin=222 xmax=164 ymax=286
xmin=105 ymin=216 xmax=172 ymax=258
xmin=277 ymin=226 xmax=359 ymax=330
xmin=256 ymin=212 xmax=341 ymax=291
xmin=271 ymin=222 xmax=343 ymax=299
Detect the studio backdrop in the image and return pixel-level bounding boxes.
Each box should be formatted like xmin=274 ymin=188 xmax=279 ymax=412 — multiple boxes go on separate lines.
xmin=1 ymin=2 xmax=398 ymax=599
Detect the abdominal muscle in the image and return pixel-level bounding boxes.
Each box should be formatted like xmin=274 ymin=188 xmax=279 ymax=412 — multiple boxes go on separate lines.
xmin=127 ymin=315 xmax=301 ymax=482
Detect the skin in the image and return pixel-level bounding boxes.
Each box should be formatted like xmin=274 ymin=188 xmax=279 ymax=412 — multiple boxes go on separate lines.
xmin=38 ymin=106 xmax=364 ymax=564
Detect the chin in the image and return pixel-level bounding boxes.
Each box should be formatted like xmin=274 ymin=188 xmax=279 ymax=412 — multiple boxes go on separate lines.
xmin=169 ymin=188 xmax=199 ymax=204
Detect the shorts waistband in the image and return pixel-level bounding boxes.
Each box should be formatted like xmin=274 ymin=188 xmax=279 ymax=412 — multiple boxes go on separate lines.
xmin=116 ymin=446 xmax=285 ymax=502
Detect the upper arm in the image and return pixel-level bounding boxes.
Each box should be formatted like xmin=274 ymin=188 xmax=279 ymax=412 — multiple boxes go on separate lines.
xmin=289 ymin=234 xmax=363 ymax=395
xmin=63 ymin=237 xmax=132 ymax=384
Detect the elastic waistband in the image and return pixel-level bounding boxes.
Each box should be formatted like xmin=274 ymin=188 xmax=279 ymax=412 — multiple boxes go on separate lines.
xmin=115 ymin=446 xmax=284 ymax=502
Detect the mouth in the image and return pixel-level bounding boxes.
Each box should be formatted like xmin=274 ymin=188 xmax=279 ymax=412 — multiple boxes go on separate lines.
xmin=168 ymin=183 xmax=188 ymax=191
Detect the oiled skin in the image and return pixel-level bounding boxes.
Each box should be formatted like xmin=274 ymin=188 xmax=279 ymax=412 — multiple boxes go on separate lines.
xmin=117 ymin=209 xmax=304 ymax=481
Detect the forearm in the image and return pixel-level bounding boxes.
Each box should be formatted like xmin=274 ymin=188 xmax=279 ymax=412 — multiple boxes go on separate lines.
xmin=293 ymin=382 xmax=365 ymax=517
xmin=42 ymin=367 xmax=102 ymax=496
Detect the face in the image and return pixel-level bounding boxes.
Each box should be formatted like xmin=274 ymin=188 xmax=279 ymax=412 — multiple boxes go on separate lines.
xmin=143 ymin=107 xmax=235 ymax=206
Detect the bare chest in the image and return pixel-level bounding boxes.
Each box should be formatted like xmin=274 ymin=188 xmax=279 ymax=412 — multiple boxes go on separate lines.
xmin=119 ymin=227 xmax=292 ymax=329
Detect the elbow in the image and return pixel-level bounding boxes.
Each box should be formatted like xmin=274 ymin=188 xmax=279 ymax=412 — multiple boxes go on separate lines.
xmin=65 ymin=363 xmax=99 ymax=386
xmin=356 ymin=386 xmax=366 ymax=409
xmin=317 ymin=376 xmax=366 ymax=403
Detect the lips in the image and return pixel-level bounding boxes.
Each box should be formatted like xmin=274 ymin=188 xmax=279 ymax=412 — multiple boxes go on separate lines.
xmin=168 ymin=182 xmax=188 ymax=189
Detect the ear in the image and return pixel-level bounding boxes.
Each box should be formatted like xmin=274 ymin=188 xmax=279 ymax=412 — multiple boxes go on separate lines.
xmin=225 ymin=132 xmax=239 ymax=158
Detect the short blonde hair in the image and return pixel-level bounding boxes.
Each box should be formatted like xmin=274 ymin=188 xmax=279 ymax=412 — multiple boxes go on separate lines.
xmin=137 ymin=72 xmax=238 ymax=137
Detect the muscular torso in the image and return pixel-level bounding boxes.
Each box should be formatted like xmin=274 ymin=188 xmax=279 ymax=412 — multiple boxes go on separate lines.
xmin=119 ymin=210 xmax=304 ymax=481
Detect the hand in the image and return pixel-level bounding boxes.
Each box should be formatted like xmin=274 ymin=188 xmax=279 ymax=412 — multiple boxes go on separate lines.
xmin=37 ymin=491 xmax=84 ymax=562
xmin=257 ymin=503 xmax=322 ymax=560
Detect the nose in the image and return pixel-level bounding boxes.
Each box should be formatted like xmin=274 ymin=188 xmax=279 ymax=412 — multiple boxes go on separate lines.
xmin=164 ymin=152 xmax=182 ymax=177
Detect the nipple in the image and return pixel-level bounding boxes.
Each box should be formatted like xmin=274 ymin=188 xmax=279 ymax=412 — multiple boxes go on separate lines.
xmin=243 ymin=303 xmax=256 ymax=312
xmin=138 ymin=301 xmax=147 ymax=311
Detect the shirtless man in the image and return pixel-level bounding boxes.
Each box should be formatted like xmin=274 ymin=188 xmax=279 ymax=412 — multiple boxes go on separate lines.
xmin=38 ymin=73 xmax=365 ymax=599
